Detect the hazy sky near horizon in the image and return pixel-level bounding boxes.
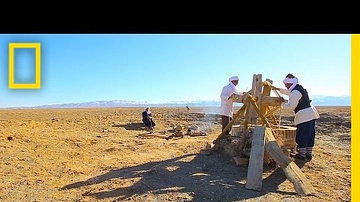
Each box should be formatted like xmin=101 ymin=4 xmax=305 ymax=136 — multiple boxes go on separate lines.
xmin=0 ymin=34 xmax=351 ymax=108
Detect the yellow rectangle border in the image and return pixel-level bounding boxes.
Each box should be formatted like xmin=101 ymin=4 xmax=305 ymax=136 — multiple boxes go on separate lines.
xmin=8 ymin=43 xmax=41 ymax=89
xmin=351 ymin=34 xmax=359 ymax=201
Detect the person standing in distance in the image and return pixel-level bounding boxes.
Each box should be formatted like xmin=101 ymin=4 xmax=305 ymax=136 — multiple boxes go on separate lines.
xmin=220 ymin=76 xmax=240 ymax=136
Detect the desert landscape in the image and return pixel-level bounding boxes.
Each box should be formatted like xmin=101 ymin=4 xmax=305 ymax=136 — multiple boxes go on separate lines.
xmin=0 ymin=106 xmax=351 ymax=202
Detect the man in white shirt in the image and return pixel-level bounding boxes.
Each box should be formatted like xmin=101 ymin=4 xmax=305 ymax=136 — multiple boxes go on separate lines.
xmin=277 ymin=73 xmax=320 ymax=161
xmin=220 ymin=76 xmax=240 ymax=136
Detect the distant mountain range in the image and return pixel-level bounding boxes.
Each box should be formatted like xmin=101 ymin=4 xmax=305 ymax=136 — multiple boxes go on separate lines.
xmin=15 ymin=95 xmax=350 ymax=109
xmin=309 ymin=95 xmax=351 ymax=106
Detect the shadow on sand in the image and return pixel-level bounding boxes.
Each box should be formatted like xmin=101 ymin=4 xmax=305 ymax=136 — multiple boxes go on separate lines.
xmin=60 ymin=151 xmax=303 ymax=201
xmin=112 ymin=122 xmax=146 ymax=131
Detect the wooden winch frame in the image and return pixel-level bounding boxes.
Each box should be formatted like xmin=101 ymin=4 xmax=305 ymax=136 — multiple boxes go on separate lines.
xmin=213 ymin=74 xmax=315 ymax=196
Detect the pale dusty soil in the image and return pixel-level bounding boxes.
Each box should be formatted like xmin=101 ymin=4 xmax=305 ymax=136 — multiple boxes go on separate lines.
xmin=0 ymin=106 xmax=351 ymax=202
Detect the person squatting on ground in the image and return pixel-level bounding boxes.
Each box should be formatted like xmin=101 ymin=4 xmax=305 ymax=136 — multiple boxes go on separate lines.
xmin=276 ymin=73 xmax=320 ymax=161
xmin=220 ymin=76 xmax=240 ymax=136
xmin=142 ymin=106 xmax=156 ymax=133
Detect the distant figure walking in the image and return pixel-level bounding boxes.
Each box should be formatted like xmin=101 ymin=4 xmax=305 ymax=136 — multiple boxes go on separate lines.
xmin=142 ymin=106 xmax=156 ymax=133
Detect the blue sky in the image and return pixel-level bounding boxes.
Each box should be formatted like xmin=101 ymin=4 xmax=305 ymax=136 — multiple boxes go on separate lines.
xmin=0 ymin=34 xmax=351 ymax=108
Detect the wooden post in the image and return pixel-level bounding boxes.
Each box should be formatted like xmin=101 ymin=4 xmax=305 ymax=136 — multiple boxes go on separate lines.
xmin=262 ymin=80 xmax=284 ymax=124
xmin=248 ymin=74 xmax=263 ymax=124
xmin=245 ymin=74 xmax=264 ymax=192
xmin=245 ymin=126 xmax=265 ymax=191
xmin=260 ymin=79 xmax=272 ymax=125
xmin=238 ymin=99 xmax=251 ymax=153
xmin=260 ymin=79 xmax=272 ymax=115
xmin=243 ymin=99 xmax=251 ymax=129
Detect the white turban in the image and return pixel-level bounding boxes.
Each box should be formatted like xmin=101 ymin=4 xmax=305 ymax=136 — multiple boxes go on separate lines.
xmin=283 ymin=77 xmax=298 ymax=91
xmin=229 ymin=76 xmax=239 ymax=82
xmin=283 ymin=77 xmax=298 ymax=84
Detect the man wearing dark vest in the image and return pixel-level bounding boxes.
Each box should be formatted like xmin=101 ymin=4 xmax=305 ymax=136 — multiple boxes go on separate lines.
xmin=277 ymin=73 xmax=320 ymax=161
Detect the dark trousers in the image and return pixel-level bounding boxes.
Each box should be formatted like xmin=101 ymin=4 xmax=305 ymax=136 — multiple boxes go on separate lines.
xmin=221 ymin=115 xmax=232 ymax=135
xmin=143 ymin=118 xmax=156 ymax=129
xmin=296 ymin=119 xmax=316 ymax=148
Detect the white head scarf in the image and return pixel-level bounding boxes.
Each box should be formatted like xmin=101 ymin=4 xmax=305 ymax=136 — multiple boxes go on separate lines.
xmin=229 ymin=76 xmax=239 ymax=82
xmin=145 ymin=106 xmax=151 ymax=114
xmin=283 ymin=77 xmax=298 ymax=91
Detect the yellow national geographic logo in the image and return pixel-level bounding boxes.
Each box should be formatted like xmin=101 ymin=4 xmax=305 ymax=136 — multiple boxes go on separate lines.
xmin=8 ymin=43 xmax=41 ymax=89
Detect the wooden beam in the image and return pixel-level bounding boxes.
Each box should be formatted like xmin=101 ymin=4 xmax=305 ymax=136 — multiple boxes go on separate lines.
xmin=261 ymin=96 xmax=285 ymax=106
xmin=272 ymin=88 xmax=281 ymax=97
xmin=244 ymin=75 xmax=264 ymax=193
xmin=260 ymin=79 xmax=273 ymax=125
xmin=245 ymin=126 xmax=265 ymax=191
xmin=237 ymin=125 xmax=249 ymax=156
xmin=260 ymin=79 xmax=272 ymax=115
xmin=232 ymin=90 xmax=252 ymax=103
xmin=269 ymin=108 xmax=279 ymax=125
xmin=263 ymin=80 xmax=282 ymax=97
xmin=265 ymin=106 xmax=280 ymax=117
xmin=265 ymin=128 xmax=315 ymax=195
xmin=213 ymin=104 xmax=246 ymax=143
xmin=247 ymin=94 xmax=272 ymax=128
xmin=248 ymin=74 xmax=263 ymax=123
xmin=232 ymin=94 xmax=246 ymax=103
xmin=243 ymin=99 xmax=250 ymax=129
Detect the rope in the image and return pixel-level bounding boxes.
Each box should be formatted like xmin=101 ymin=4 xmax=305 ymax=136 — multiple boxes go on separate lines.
xmin=272 ymin=88 xmax=282 ymax=129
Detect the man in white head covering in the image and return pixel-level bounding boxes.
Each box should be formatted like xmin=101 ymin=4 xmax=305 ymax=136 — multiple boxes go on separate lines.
xmin=219 ymin=76 xmax=240 ymax=136
xmin=277 ymin=73 xmax=320 ymax=162
xmin=142 ymin=106 xmax=156 ymax=133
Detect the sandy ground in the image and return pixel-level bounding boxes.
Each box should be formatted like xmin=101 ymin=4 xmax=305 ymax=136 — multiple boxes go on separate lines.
xmin=0 ymin=106 xmax=351 ymax=202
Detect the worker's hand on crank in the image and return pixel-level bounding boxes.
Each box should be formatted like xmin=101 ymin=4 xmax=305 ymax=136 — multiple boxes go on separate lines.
xmin=228 ymin=93 xmax=236 ymax=100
